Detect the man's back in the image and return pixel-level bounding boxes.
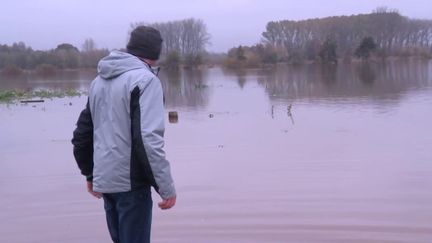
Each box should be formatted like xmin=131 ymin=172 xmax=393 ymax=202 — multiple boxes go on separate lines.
xmin=72 ymin=27 xmax=176 ymax=243
xmin=89 ymin=50 xmax=164 ymax=193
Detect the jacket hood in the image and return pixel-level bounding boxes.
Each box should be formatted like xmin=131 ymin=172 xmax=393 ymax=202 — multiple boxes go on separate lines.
xmin=97 ymin=50 xmax=146 ymax=79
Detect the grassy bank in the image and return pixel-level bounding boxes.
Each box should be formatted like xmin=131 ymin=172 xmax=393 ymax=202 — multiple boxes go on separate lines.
xmin=0 ymin=89 xmax=82 ymax=103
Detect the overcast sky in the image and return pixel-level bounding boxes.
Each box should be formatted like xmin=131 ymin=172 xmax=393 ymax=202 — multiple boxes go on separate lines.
xmin=1 ymin=0 xmax=431 ymax=52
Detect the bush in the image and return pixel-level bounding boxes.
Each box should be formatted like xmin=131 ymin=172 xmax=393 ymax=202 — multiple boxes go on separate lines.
xmin=35 ymin=64 xmax=57 ymax=76
xmin=1 ymin=65 xmax=23 ymax=76
xmin=244 ymin=53 xmax=260 ymax=68
xmin=262 ymin=51 xmax=278 ymax=64
xmin=319 ymin=38 xmax=338 ymax=64
xmin=223 ymin=58 xmax=244 ymax=69
xmin=288 ymin=51 xmax=305 ymax=65
xmin=355 ymin=37 xmax=377 ymax=60
xmin=183 ymin=53 xmax=203 ymax=67
xmin=162 ymin=51 xmax=181 ymax=69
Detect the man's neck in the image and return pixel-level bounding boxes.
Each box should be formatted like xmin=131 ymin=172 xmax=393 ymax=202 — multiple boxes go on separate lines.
xmin=139 ymin=58 xmax=156 ymax=66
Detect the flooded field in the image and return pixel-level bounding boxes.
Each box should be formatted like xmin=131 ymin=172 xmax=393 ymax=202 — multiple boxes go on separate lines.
xmin=1 ymin=61 xmax=432 ymax=242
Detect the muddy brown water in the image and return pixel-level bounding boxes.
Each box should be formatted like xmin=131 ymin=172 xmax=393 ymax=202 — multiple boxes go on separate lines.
xmin=1 ymin=61 xmax=432 ymax=242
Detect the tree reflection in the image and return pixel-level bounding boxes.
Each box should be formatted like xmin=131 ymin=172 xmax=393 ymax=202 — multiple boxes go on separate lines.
xmin=0 ymin=69 xmax=96 ymax=91
xmin=256 ymin=60 xmax=431 ymax=103
xmin=159 ymin=68 xmax=210 ymax=109
xmin=356 ymin=62 xmax=376 ymax=86
xmin=320 ymin=64 xmax=338 ymax=86
xmin=221 ymin=68 xmax=248 ymax=88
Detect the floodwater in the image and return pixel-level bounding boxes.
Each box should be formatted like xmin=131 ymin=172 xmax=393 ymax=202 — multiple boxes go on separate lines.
xmin=1 ymin=61 xmax=432 ymax=243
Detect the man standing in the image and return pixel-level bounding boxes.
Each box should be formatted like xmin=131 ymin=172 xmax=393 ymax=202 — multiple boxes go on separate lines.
xmin=72 ymin=26 xmax=176 ymax=243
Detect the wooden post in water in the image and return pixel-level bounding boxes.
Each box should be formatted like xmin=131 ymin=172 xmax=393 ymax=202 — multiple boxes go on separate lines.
xmin=168 ymin=111 xmax=178 ymax=124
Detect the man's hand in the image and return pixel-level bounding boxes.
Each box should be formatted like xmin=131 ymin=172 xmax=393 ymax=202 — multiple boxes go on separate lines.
xmin=158 ymin=196 xmax=176 ymax=210
xmin=87 ymin=181 xmax=102 ymax=199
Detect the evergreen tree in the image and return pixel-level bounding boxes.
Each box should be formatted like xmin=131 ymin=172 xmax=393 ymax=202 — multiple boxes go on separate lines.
xmin=319 ymin=38 xmax=338 ymax=63
xmin=355 ymin=37 xmax=377 ymax=60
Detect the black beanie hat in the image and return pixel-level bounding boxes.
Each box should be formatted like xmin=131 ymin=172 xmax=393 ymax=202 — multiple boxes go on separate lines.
xmin=127 ymin=26 xmax=163 ymax=60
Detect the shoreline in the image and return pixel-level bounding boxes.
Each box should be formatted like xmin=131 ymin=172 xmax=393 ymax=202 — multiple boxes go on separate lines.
xmin=1 ymin=55 xmax=431 ymax=75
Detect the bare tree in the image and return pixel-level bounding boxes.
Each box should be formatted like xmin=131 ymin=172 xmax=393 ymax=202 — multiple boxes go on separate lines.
xmin=82 ymin=38 xmax=96 ymax=52
xmin=130 ymin=18 xmax=210 ymax=65
xmin=262 ymin=9 xmax=432 ymax=59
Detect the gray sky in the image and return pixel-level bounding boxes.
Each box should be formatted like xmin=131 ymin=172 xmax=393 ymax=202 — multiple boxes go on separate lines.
xmin=1 ymin=0 xmax=431 ymax=52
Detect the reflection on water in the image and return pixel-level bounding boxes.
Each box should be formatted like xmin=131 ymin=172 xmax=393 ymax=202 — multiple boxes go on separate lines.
xmin=1 ymin=60 xmax=430 ymax=109
xmin=356 ymin=63 xmax=376 ymax=85
xmin=159 ymin=68 xmax=210 ymax=109
xmin=0 ymin=69 xmax=97 ymax=91
xmin=222 ymin=68 xmax=248 ymax=89
xmin=1 ymin=61 xmax=432 ymax=242
xmin=256 ymin=60 xmax=431 ymax=104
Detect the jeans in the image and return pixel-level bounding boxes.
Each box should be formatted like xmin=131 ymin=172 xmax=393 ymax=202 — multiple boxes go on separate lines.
xmin=103 ymin=187 xmax=153 ymax=243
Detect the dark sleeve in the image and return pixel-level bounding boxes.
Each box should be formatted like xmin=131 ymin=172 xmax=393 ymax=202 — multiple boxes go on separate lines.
xmin=71 ymin=99 xmax=94 ymax=181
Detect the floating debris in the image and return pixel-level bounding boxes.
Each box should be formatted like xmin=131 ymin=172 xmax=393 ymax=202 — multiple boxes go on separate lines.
xmin=20 ymin=100 xmax=45 ymax=103
xmin=194 ymin=83 xmax=208 ymax=89
xmin=209 ymin=114 xmax=214 ymax=118
xmin=168 ymin=111 xmax=179 ymax=123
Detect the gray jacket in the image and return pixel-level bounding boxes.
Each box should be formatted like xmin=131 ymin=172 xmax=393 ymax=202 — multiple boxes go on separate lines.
xmin=72 ymin=50 xmax=176 ymax=199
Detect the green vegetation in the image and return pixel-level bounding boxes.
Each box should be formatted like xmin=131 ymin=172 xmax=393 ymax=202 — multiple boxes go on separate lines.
xmin=32 ymin=89 xmax=81 ymax=98
xmin=0 ymin=90 xmax=25 ymax=102
xmin=0 ymin=89 xmax=82 ymax=103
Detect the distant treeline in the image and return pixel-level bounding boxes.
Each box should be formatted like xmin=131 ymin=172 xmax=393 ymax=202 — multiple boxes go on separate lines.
xmin=0 ymin=39 xmax=108 ymax=75
xmin=0 ymin=18 xmax=211 ymax=74
xmin=225 ymin=8 xmax=432 ymax=68
xmin=3 ymin=9 xmax=432 ymax=74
